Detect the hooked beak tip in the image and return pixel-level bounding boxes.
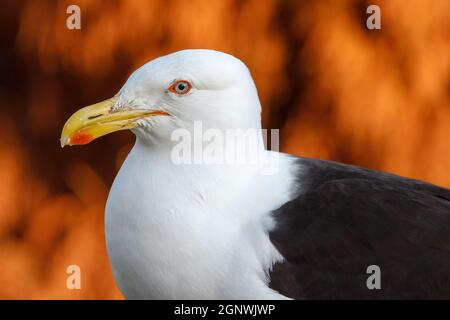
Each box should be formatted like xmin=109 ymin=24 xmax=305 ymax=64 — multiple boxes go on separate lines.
xmin=60 ymin=137 xmax=69 ymax=148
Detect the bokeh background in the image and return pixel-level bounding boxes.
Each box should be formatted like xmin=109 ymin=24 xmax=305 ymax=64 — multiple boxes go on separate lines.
xmin=0 ymin=0 xmax=449 ymax=299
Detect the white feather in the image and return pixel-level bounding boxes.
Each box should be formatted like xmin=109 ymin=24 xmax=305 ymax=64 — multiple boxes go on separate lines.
xmin=104 ymin=49 xmax=297 ymax=299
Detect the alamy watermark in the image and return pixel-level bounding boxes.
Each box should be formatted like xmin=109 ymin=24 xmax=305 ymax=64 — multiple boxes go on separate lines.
xmin=366 ymin=264 xmax=381 ymax=290
xmin=170 ymin=121 xmax=280 ymax=175
xmin=366 ymin=5 xmax=381 ymax=30
xmin=66 ymin=264 xmax=81 ymax=290
xmin=66 ymin=5 xmax=81 ymax=30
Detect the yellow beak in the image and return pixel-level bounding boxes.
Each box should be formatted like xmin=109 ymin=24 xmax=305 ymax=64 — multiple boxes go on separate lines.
xmin=60 ymin=97 xmax=168 ymax=147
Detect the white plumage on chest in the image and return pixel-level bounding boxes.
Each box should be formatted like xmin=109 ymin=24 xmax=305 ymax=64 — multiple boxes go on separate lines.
xmin=105 ymin=140 xmax=295 ymax=299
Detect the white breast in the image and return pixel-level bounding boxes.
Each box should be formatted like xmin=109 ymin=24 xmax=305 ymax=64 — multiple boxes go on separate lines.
xmin=105 ymin=139 xmax=296 ymax=299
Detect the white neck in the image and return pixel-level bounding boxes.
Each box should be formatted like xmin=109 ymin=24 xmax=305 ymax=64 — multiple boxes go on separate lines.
xmin=105 ymin=138 xmax=296 ymax=299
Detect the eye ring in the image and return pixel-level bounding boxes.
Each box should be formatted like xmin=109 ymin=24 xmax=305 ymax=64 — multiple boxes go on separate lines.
xmin=168 ymin=80 xmax=192 ymax=95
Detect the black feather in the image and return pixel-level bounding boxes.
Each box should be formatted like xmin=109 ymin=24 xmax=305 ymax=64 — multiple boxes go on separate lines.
xmin=269 ymin=157 xmax=450 ymax=299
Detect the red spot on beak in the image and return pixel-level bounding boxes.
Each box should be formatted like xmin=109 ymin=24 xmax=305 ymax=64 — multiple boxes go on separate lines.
xmin=71 ymin=132 xmax=94 ymax=145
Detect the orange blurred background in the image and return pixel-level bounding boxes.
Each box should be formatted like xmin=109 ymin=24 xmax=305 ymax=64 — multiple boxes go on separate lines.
xmin=0 ymin=0 xmax=448 ymax=299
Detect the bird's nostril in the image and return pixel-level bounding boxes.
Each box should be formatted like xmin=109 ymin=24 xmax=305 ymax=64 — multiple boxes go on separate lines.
xmin=88 ymin=114 xmax=104 ymax=120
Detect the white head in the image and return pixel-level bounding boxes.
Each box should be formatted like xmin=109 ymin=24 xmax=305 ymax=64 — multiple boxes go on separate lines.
xmin=60 ymin=49 xmax=262 ymax=148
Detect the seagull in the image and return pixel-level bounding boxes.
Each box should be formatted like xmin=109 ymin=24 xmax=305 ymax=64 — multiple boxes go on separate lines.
xmin=61 ymin=49 xmax=450 ymax=299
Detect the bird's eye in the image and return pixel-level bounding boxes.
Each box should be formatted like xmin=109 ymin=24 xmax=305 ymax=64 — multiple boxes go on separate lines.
xmin=169 ymin=80 xmax=192 ymax=95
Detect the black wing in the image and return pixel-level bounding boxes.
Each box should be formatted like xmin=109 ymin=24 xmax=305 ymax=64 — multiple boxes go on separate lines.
xmin=268 ymin=157 xmax=450 ymax=299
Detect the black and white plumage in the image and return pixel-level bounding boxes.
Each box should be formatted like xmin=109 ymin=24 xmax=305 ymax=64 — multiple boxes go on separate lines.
xmin=61 ymin=49 xmax=450 ymax=299
xmin=269 ymin=157 xmax=450 ymax=299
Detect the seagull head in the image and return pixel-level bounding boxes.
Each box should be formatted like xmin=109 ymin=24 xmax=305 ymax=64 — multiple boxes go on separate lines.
xmin=60 ymin=49 xmax=262 ymax=148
